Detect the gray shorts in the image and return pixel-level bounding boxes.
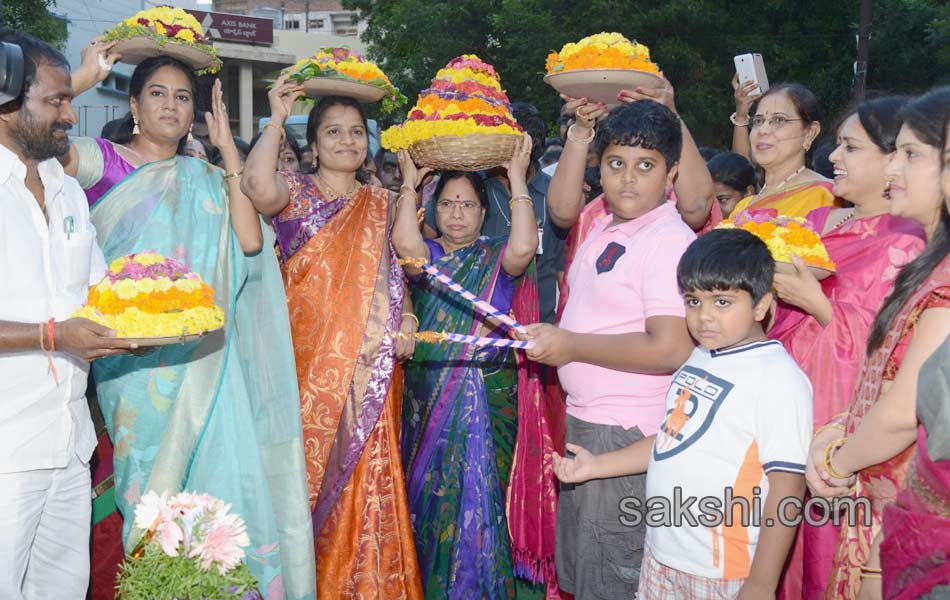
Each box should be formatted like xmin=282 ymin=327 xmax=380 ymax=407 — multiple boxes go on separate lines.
xmin=556 ymin=415 xmax=647 ymax=599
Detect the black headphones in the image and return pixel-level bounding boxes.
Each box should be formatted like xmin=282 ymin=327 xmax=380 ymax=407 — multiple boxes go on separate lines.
xmin=0 ymin=41 xmax=25 ymax=106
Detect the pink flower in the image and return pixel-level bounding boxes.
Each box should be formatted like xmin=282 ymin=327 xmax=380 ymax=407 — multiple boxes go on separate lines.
xmin=133 ymin=490 xmax=168 ymax=531
xmin=189 ymin=509 xmax=250 ymax=574
xmin=156 ymin=518 xmax=185 ymax=557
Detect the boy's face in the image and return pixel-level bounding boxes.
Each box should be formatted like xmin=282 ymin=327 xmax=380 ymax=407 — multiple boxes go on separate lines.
xmin=600 ymin=143 xmax=677 ymax=224
xmin=683 ymin=288 xmax=772 ymax=351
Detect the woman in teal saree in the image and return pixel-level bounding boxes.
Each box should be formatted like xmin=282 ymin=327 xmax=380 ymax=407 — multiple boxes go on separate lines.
xmin=64 ymin=55 xmax=315 ymax=599
xmin=392 ymin=137 xmax=560 ymax=599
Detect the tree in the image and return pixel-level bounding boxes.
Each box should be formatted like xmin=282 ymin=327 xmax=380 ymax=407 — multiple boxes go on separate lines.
xmin=346 ymin=0 xmax=950 ymax=148
xmin=1 ymin=0 xmax=69 ymax=49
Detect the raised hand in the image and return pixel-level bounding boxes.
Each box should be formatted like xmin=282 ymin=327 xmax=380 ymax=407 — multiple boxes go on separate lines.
xmin=561 ymin=93 xmax=609 ymax=133
xmin=74 ymin=37 xmax=121 ymax=93
xmin=503 ymin=132 xmax=533 ymax=183
xmin=267 ymin=73 xmax=305 ymax=126
xmin=396 ymin=150 xmax=431 ymax=190
xmin=618 ymin=77 xmax=676 ymax=113
xmin=205 ymin=79 xmax=234 ymax=151
xmin=732 ymin=73 xmax=762 ymax=121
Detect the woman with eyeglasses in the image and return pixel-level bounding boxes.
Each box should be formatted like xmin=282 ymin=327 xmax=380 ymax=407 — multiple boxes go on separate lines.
xmin=392 ymin=136 xmax=550 ymax=598
xmin=730 ymin=83 xmax=839 ymax=219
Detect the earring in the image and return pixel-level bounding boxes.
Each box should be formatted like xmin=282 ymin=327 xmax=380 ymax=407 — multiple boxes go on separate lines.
xmin=803 ymin=142 xmax=811 ymax=151
xmin=312 ymin=155 xmax=318 ymax=168
xmin=132 ymin=117 xmax=140 ymax=136
xmin=187 ymin=125 xmax=195 ymax=144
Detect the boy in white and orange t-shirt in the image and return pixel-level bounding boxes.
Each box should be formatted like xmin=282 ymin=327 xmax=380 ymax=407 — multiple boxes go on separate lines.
xmin=553 ymin=229 xmax=813 ymax=599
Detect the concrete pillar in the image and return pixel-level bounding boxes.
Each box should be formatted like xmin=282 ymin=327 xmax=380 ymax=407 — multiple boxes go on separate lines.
xmin=239 ymin=62 xmax=253 ymax=141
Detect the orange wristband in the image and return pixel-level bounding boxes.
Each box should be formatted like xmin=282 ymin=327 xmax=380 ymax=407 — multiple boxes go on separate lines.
xmin=43 ymin=318 xmax=60 ymax=385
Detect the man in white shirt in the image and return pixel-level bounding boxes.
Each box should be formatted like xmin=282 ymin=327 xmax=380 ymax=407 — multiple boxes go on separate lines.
xmin=0 ymin=30 xmax=136 ymax=599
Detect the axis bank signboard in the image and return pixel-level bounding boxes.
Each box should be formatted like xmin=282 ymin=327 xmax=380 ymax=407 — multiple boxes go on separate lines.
xmin=185 ymin=10 xmax=273 ymax=45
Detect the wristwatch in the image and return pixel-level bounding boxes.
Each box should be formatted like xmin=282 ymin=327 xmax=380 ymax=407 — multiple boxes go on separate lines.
xmin=730 ymin=112 xmax=750 ymax=127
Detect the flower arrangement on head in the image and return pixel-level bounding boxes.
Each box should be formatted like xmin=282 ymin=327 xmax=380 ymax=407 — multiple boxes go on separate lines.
xmin=72 ymin=251 xmax=225 ymax=339
xmin=380 ymin=54 xmax=523 ymax=152
xmin=719 ymin=209 xmax=836 ymax=271
xmin=116 ymin=490 xmax=259 ymax=600
xmin=282 ymin=47 xmax=406 ymax=113
xmin=545 ymin=32 xmax=661 ymax=75
xmin=103 ymin=6 xmax=221 ymax=75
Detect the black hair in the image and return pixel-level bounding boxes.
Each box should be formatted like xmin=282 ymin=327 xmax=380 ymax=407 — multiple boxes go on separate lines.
xmin=510 ymin=101 xmax=546 ymax=164
xmin=432 ymin=171 xmax=488 ymax=210
xmin=808 ymin=141 xmax=836 ymax=179
xmin=250 ymin=125 xmax=303 ymax=164
xmin=305 ymin=95 xmax=368 ymax=150
xmin=374 ymin=146 xmax=397 ymax=164
xmin=583 ymin=165 xmax=603 ymax=204
xmin=232 ymin=136 xmax=250 ymax=159
xmin=867 ymin=87 xmax=950 ymax=355
xmin=0 ymin=28 xmax=69 ymax=114
xmin=707 ymin=152 xmax=756 ymax=195
xmin=100 ymin=117 xmax=128 ymax=143
xmin=593 ymin=100 xmax=682 ymax=172
xmin=111 ymin=56 xmax=198 ymax=145
xmin=836 ymin=95 xmax=910 ymax=155
xmin=677 ymin=228 xmax=774 ymax=305
xmin=698 ymin=146 xmax=721 ymax=162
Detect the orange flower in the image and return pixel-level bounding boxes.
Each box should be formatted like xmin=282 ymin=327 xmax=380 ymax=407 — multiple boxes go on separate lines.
xmin=89 ymin=284 xmax=216 ymax=315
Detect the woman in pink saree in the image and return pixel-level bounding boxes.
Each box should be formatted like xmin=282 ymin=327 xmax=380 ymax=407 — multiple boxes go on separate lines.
xmin=769 ymin=97 xmax=925 ymax=599
xmin=806 ymin=87 xmax=950 ymax=600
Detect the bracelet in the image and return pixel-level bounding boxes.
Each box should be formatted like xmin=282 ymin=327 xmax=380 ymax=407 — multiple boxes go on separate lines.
xmin=567 ymin=123 xmax=595 ymax=144
xmin=813 ymin=422 xmax=846 ymax=439
xmin=860 ymin=565 xmax=882 ymax=574
xmin=859 ymin=572 xmax=882 ymax=580
xmin=401 ymin=313 xmax=420 ymax=328
xmin=224 ymin=168 xmax=244 ymax=180
xmin=40 ymin=318 xmax=60 ymax=385
xmin=730 ymin=112 xmax=750 ymax=127
xmin=399 ymin=184 xmax=417 ymax=196
xmin=823 ymin=437 xmax=852 ymax=480
xmin=262 ymin=121 xmax=287 ymax=144
xmin=509 ymin=194 xmax=533 ymax=208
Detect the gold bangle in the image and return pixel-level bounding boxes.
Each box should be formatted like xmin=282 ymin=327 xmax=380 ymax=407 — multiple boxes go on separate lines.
xmin=399 ymin=184 xmax=417 ymax=195
xmin=730 ymin=112 xmax=750 ymax=127
xmin=509 ymin=193 xmax=533 ymax=208
xmin=813 ymin=422 xmax=846 ymax=439
xmin=823 ymin=438 xmax=852 ymax=480
xmin=860 ymin=565 xmax=882 ymax=574
xmin=224 ymin=168 xmax=244 ymax=180
xmin=401 ymin=313 xmax=420 ymax=328
xmin=859 ymin=572 xmax=882 ymax=580
xmin=567 ymin=123 xmax=595 ymax=144
xmin=262 ymin=121 xmax=287 ymax=144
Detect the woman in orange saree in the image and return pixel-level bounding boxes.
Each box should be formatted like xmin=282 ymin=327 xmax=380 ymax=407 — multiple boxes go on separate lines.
xmin=805 ymin=88 xmax=950 ymax=600
xmin=242 ymin=76 xmax=422 ymax=599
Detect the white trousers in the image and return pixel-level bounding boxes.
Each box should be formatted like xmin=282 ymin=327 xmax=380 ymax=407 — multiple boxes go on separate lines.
xmin=0 ymin=453 xmax=91 ymax=599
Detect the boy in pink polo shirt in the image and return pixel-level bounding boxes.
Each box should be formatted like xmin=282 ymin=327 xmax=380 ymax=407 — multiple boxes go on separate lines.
xmin=523 ymin=100 xmax=696 ymax=598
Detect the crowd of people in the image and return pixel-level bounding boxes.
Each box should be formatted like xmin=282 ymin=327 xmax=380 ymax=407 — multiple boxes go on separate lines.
xmin=1 ymin=23 xmax=950 ymax=600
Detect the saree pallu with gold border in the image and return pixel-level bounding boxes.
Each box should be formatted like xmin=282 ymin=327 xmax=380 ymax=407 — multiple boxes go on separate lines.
xmin=401 ymin=238 xmax=558 ymax=599
xmin=274 ymin=173 xmax=422 ymax=599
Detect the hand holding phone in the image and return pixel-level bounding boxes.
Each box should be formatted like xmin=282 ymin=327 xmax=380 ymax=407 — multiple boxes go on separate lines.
xmin=734 ymin=53 xmax=769 ymax=95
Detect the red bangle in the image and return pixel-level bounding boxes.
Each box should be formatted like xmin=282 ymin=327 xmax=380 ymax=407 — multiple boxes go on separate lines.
xmin=48 ymin=318 xmax=56 ymax=352
xmin=42 ymin=318 xmax=59 ymax=385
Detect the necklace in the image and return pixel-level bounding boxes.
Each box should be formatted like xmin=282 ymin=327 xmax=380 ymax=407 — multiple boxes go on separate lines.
xmin=830 ymin=208 xmax=856 ymax=231
xmin=315 ymin=172 xmax=359 ymax=200
xmin=758 ymin=165 xmax=806 ymax=199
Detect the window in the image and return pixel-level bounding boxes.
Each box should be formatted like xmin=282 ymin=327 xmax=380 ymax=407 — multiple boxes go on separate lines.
xmin=97 ymin=72 xmax=131 ymax=96
xmin=308 ymin=18 xmax=324 ymax=28
xmin=285 ymin=19 xmax=300 ymax=29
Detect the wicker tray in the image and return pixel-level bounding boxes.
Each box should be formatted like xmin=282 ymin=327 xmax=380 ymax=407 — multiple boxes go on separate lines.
xmin=544 ymin=69 xmax=663 ymax=105
xmin=408 ymin=134 xmax=521 ymax=171
xmin=117 ymin=326 xmax=222 ymax=347
xmin=112 ymin=36 xmax=217 ymax=72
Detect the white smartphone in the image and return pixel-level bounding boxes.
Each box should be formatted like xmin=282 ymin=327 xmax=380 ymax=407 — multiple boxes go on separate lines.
xmin=734 ymin=53 xmax=769 ymax=95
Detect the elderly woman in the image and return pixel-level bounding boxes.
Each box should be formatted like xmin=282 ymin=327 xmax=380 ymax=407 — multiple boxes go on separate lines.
xmin=730 ymin=83 xmax=838 ymax=218
xmin=392 ymin=136 xmax=555 ymax=598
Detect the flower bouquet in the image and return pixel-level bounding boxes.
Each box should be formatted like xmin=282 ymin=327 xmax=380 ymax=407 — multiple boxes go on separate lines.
xmin=72 ymin=251 xmax=225 ymax=345
xmin=719 ymin=209 xmax=836 ymax=279
xmin=282 ymin=47 xmax=406 ymax=113
xmin=380 ymin=54 xmax=523 ymax=171
xmin=103 ymin=7 xmax=221 ymax=75
xmin=543 ymin=32 xmax=663 ymax=104
xmin=116 ymin=491 xmax=259 ymax=600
